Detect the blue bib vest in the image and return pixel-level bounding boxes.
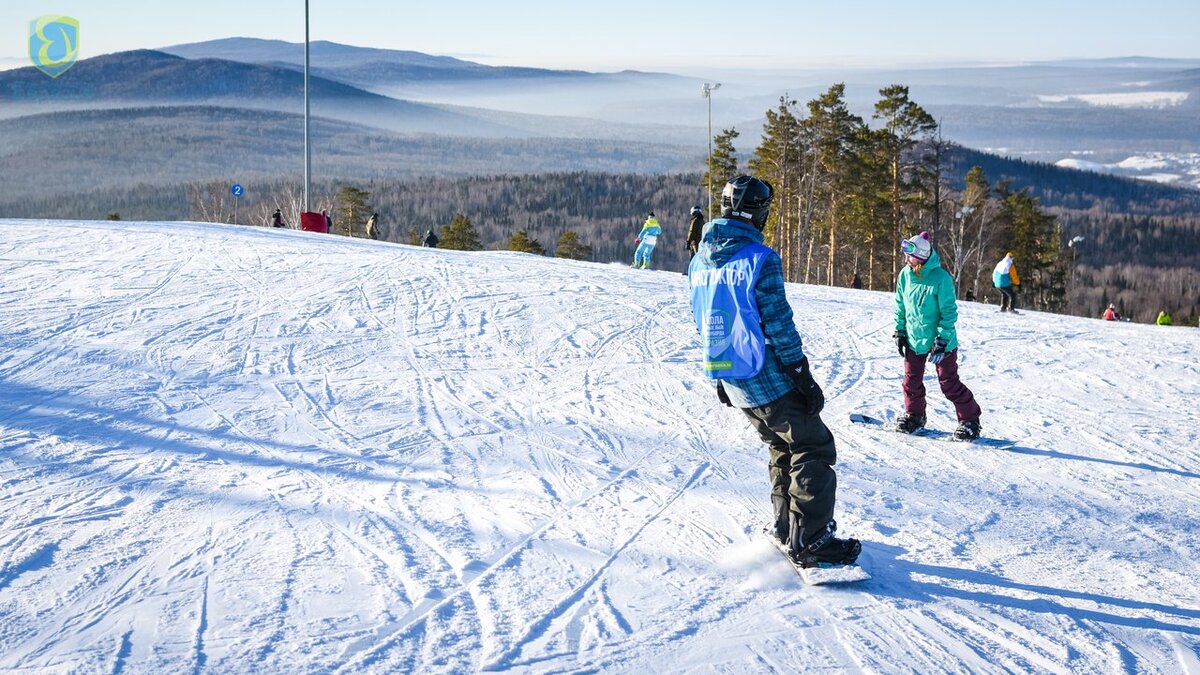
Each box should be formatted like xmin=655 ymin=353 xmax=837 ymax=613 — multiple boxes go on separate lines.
xmin=689 ymin=243 xmax=772 ymax=379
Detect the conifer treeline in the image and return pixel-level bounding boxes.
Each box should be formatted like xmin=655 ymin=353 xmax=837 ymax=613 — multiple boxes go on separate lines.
xmin=705 ymin=83 xmax=1198 ymax=324
xmin=712 ymin=84 xmax=1069 ymax=313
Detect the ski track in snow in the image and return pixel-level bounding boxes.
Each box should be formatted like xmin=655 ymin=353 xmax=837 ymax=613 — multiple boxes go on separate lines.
xmin=1 ymin=219 xmax=1198 ymax=673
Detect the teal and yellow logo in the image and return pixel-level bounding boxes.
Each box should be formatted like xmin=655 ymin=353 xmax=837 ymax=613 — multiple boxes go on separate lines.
xmin=29 ymin=15 xmax=80 ymax=78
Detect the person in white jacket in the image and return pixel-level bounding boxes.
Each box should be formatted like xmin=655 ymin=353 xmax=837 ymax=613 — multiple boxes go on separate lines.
xmin=992 ymin=252 xmax=1020 ymax=313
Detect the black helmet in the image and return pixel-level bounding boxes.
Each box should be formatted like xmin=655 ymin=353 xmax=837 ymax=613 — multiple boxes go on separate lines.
xmin=721 ymin=175 xmax=773 ymax=229
xmin=691 ymin=205 xmax=702 ymax=215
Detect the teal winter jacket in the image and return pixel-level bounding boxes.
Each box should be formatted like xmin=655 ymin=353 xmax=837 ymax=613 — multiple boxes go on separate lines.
xmin=894 ymin=249 xmax=959 ymax=355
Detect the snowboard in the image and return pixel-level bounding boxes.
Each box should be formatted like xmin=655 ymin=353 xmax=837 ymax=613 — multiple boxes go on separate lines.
xmin=762 ymin=527 xmax=871 ymax=586
xmin=849 ymin=413 xmax=1014 ymax=450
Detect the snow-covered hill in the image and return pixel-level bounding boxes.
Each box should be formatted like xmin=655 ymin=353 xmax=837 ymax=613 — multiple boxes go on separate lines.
xmin=1 ymin=219 xmax=1198 ymax=673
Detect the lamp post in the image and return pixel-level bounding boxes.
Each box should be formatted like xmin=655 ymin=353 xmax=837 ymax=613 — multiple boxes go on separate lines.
xmin=701 ymin=82 xmax=721 ymax=217
xmin=303 ymin=0 xmax=311 ymax=213
xmin=954 ymin=204 xmax=975 ymax=229
xmin=1068 ymin=235 xmax=1085 ymax=312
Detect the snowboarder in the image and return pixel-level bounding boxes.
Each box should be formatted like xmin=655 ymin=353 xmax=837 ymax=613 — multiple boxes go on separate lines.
xmin=993 ymin=252 xmax=1020 ymax=313
xmin=1156 ymin=310 xmax=1172 ymax=326
xmin=689 ymin=174 xmax=860 ymax=570
xmin=270 ymin=209 xmax=286 ymax=228
xmin=423 ymin=229 xmax=439 ymax=248
xmin=366 ymin=212 xmax=380 ymax=240
xmin=631 ymin=212 xmax=662 ymax=269
xmin=686 ymin=206 xmax=705 ymax=258
xmin=850 ymin=272 xmax=863 ymax=290
xmin=1103 ymin=304 xmax=1120 ymax=321
xmin=893 ymin=231 xmax=983 ymax=440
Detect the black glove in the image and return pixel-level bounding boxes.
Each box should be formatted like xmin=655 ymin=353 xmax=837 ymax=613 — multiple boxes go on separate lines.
xmin=784 ymin=357 xmax=825 ymax=416
xmin=892 ymin=330 xmax=907 ymax=357
xmin=716 ymin=381 xmax=733 ymax=407
xmin=928 ymin=337 xmax=949 ymax=365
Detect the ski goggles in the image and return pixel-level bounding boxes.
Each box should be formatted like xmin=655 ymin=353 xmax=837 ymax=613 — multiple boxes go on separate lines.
xmin=900 ymin=239 xmax=919 ymax=255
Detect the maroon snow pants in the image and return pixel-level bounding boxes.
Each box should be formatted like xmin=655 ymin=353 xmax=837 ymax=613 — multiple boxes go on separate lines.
xmin=903 ymin=347 xmax=982 ymax=422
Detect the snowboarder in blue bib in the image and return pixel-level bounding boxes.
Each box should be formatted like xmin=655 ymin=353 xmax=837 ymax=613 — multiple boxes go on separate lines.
xmin=631 ymin=212 xmax=662 ymax=269
xmin=689 ymin=175 xmax=860 ymax=569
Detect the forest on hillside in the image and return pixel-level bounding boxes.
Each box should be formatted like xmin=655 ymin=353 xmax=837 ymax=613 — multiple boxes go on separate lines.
xmin=5 ymin=85 xmax=1198 ymax=325
xmin=18 ymin=166 xmax=1196 ymax=326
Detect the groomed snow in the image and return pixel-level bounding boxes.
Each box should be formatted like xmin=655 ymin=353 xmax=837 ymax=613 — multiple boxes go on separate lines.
xmin=1 ymin=219 xmax=1198 ymax=673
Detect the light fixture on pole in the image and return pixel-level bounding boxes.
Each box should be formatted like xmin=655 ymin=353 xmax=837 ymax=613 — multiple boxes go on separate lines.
xmin=701 ymin=82 xmax=721 ymax=217
xmin=303 ymin=0 xmax=312 ymax=213
xmin=1068 ymin=235 xmax=1085 ymax=290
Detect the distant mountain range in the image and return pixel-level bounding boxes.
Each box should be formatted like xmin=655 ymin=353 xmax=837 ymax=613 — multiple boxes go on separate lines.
xmin=0 ymin=47 xmax=700 ymax=143
xmin=2 ymin=38 xmax=1200 ymax=210
xmin=161 ymin=37 xmax=599 ymax=85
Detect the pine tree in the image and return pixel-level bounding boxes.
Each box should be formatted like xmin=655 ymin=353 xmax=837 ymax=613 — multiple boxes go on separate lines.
xmin=995 ymin=188 xmax=1066 ymax=311
xmin=335 ymin=185 xmax=372 ymax=237
xmin=554 ymin=230 xmax=592 ymax=260
xmin=838 ymin=126 xmax=891 ymax=289
xmin=407 ymin=228 xmax=421 ymax=246
xmin=704 ymin=128 xmax=740 ymax=218
xmin=802 ymin=84 xmax=867 ymax=285
xmin=750 ymin=96 xmax=803 ymax=276
xmin=873 ymin=85 xmax=937 ymax=284
xmin=439 ymin=213 xmax=482 ymax=251
xmin=507 ymin=229 xmax=546 ymax=255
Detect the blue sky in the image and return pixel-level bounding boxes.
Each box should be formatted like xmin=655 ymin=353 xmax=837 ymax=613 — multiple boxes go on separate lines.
xmin=5 ymin=0 xmax=1199 ymax=72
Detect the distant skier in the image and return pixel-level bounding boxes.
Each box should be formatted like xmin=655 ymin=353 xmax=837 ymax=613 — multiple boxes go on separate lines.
xmin=366 ymin=212 xmax=381 ymax=240
xmin=992 ymin=252 xmax=1020 ymax=313
xmin=686 ymin=206 xmax=705 ymax=258
xmin=1156 ymin=310 xmax=1173 ymax=326
xmin=631 ymin=212 xmax=662 ymax=269
xmin=689 ymin=174 xmax=860 ymax=570
xmin=1103 ymin=304 xmax=1120 ymax=321
xmin=423 ymin=229 xmax=439 ymax=248
xmin=893 ymin=231 xmax=983 ymax=440
xmin=850 ymin=272 xmax=863 ymax=290
xmin=323 ymin=209 xmax=334 ymax=235
xmin=270 ymin=209 xmax=286 ymax=228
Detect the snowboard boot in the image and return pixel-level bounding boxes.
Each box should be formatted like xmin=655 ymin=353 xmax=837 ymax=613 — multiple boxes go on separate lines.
xmin=769 ymin=495 xmax=789 ymax=545
xmin=788 ymin=518 xmax=861 ymax=569
xmin=895 ymin=413 xmax=926 ymax=434
xmin=954 ymin=419 xmax=982 ymax=440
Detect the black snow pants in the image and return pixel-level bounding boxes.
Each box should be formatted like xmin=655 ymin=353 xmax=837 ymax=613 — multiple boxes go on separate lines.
xmin=742 ymin=389 xmax=838 ymax=545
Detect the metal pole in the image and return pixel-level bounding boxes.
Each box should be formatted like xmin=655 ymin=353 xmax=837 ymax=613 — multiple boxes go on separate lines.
xmin=702 ymin=83 xmax=720 ymax=217
xmin=707 ymin=89 xmax=712 ymax=217
xmin=304 ymin=0 xmax=311 ymax=213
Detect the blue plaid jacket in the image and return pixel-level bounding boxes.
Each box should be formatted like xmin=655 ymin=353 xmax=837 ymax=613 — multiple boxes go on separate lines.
xmin=691 ymin=218 xmax=806 ymax=408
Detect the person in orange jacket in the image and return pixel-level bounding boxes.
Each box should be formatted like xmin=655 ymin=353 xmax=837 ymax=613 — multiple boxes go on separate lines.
xmin=1103 ymin=304 xmax=1120 ymax=321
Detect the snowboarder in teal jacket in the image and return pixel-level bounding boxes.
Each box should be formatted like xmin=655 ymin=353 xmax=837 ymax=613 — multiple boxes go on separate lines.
xmin=631 ymin=212 xmax=662 ymax=269
xmin=893 ymin=231 xmax=983 ymax=440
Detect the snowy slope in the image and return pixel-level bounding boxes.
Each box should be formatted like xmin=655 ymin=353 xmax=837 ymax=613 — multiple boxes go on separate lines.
xmin=1 ymin=219 xmax=1198 ymax=673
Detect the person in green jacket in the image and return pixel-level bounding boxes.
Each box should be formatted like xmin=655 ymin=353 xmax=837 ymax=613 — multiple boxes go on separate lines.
xmin=1156 ymin=310 xmax=1173 ymax=326
xmin=892 ymin=231 xmax=983 ymax=440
